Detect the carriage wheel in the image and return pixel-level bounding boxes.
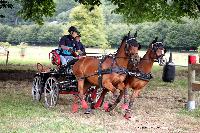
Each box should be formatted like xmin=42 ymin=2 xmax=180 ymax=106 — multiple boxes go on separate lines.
xmin=32 ymin=76 xmax=42 ymax=101
xmin=44 ymin=77 xmax=59 ymax=107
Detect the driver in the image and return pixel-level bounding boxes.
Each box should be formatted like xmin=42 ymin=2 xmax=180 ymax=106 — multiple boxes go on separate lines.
xmin=58 ymin=26 xmax=80 ymax=65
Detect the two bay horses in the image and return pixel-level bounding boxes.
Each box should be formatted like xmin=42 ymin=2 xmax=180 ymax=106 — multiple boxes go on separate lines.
xmin=72 ymin=32 xmax=140 ymax=112
xmin=103 ymin=37 xmax=166 ymax=119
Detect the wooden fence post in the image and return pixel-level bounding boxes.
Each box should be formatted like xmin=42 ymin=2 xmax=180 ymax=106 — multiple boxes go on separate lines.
xmin=187 ymin=64 xmax=196 ymax=110
xmin=187 ymin=54 xmax=197 ymax=110
xmin=6 ymin=51 xmax=9 ymax=65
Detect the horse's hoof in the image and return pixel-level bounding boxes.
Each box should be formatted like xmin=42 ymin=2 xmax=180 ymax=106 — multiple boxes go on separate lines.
xmin=84 ymin=108 xmax=92 ymax=114
xmin=121 ymin=104 xmax=129 ymax=110
xmin=72 ymin=103 xmax=79 ymax=113
xmin=81 ymin=100 xmax=88 ymax=109
xmin=103 ymin=102 xmax=109 ymax=111
xmin=124 ymin=113 xmax=131 ymax=120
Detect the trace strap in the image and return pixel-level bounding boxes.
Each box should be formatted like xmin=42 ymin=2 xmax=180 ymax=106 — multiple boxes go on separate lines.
xmin=128 ymin=70 xmax=153 ymax=81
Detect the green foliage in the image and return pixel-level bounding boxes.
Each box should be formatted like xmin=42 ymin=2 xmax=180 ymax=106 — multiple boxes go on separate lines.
xmin=1 ymin=0 xmax=199 ymax=25
xmin=5 ymin=24 xmax=63 ymax=45
xmin=0 ymin=24 xmax=12 ymax=42
xmin=0 ymin=42 xmax=11 ymax=48
xmin=0 ymin=0 xmax=21 ymax=25
xmin=0 ymin=0 xmax=13 ymax=18
xmin=79 ymin=0 xmax=200 ymax=23
xmin=7 ymin=26 xmax=29 ymax=43
xmin=68 ymin=5 xmax=108 ymax=47
xmin=105 ymin=23 xmax=129 ymax=47
xmin=37 ymin=24 xmax=64 ymax=44
xmin=17 ymin=42 xmax=28 ymax=48
xmin=101 ymin=0 xmax=123 ymax=24
xmin=165 ymin=18 xmax=200 ymax=49
xmin=55 ymin=0 xmax=77 ymax=15
xmin=16 ymin=0 xmax=56 ymax=25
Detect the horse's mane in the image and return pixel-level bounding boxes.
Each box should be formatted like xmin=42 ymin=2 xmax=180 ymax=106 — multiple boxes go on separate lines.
xmin=114 ymin=35 xmax=128 ymax=56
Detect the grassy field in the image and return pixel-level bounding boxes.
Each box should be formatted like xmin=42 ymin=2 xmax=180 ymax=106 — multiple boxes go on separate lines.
xmin=0 ymin=46 xmax=199 ymax=66
xmin=0 ymin=46 xmax=200 ymax=132
xmin=0 ymin=86 xmax=105 ymax=133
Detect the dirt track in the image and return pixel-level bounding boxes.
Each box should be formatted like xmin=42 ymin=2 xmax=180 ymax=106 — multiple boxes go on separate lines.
xmin=1 ymin=71 xmax=200 ymax=133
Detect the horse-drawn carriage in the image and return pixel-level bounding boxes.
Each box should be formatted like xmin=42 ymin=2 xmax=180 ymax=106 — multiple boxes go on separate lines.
xmin=31 ymin=49 xmax=100 ymax=109
xmin=32 ymin=32 xmax=167 ymax=119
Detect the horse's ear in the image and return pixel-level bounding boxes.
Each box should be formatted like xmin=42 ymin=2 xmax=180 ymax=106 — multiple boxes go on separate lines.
xmin=149 ymin=37 xmax=158 ymax=48
xmin=138 ymin=43 xmax=141 ymax=50
xmin=152 ymin=37 xmax=158 ymax=44
xmin=134 ymin=31 xmax=137 ymax=38
xmin=128 ymin=31 xmax=130 ymax=38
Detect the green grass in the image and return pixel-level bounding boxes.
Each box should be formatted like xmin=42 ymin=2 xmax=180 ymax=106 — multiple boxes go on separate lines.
xmin=179 ymin=109 xmax=200 ymax=118
xmin=148 ymin=66 xmax=188 ymax=90
xmin=0 ymin=89 xmax=105 ymax=133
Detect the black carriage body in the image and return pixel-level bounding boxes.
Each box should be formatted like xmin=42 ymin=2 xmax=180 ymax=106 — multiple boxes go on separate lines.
xmin=32 ymin=59 xmax=101 ymax=108
xmin=35 ymin=67 xmax=78 ymax=93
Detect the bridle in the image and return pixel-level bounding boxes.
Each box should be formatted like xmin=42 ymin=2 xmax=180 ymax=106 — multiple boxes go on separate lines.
xmin=125 ymin=37 xmax=139 ymax=56
xmin=151 ymin=41 xmax=166 ymax=65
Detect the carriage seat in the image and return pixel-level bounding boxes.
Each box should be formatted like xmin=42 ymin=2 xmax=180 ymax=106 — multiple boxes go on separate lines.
xmin=49 ymin=49 xmax=62 ymax=66
xmin=49 ymin=49 xmax=79 ymax=68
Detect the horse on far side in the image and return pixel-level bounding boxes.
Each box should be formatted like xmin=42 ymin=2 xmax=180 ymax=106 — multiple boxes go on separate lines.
xmin=103 ymin=37 xmax=166 ymax=119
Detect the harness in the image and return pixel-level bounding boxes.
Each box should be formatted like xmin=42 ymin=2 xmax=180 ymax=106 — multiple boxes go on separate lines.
xmin=128 ymin=70 xmax=153 ymax=81
xmin=78 ymin=54 xmax=129 ymax=80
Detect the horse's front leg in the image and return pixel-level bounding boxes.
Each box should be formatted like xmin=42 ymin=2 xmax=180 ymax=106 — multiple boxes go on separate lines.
xmin=124 ymin=89 xmax=141 ymax=119
xmin=107 ymin=90 xmax=124 ymax=111
xmin=104 ymin=81 xmax=125 ymax=112
xmin=78 ymin=79 xmax=88 ymax=109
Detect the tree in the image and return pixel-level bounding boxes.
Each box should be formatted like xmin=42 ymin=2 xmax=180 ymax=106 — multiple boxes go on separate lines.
xmin=1 ymin=0 xmax=199 ymax=24
xmin=0 ymin=0 xmax=13 ymax=18
xmin=78 ymin=0 xmax=200 ymax=22
xmin=0 ymin=0 xmax=23 ymax=25
xmin=68 ymin=5 xmax=108 ymax=48
xmin=15 ymin=0 xmax=56 ymax=25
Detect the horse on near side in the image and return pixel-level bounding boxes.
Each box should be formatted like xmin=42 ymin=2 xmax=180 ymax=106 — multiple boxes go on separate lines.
xmin=102 ymin=37 xmax=166 ymax=119
xmin=72 ymin=32 xmax=141 ymax=113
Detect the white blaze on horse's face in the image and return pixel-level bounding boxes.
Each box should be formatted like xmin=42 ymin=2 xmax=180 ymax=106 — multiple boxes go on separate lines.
xmin=156 ymin=48 xmax=164 ymax=57
xmin=157 ymin=48 xmax=166 ymax=66
xmin=130 ymin=45 xmax=139 ymax=55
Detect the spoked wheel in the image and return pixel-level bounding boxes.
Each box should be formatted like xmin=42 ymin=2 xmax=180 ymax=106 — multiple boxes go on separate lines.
xmin=32 ymin=76 xmax=42 ymax=101
xmin=44 ymin=77 xmax=59 ymax=108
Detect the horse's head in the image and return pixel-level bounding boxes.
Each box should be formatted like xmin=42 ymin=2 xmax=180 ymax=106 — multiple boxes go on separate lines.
xmin=124 ymin=31 xmax=141 ymax=56
xmin=148 ymin=37 xmax=166 ymax=65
